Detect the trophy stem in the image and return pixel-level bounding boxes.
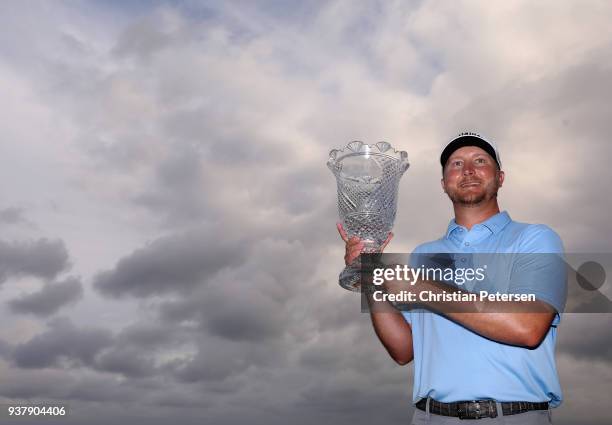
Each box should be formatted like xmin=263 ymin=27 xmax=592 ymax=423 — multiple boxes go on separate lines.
xmin=339 ymin=260 xmax=362 ymax=292
xmin=339 ymin=240 xmax=380 ymax=292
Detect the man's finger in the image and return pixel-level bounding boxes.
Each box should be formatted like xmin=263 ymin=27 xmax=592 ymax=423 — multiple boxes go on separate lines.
xmin=346 ymin=250 xmax=362 ymax=265
xmin=347 ymin=236 xmax=362 ymax=246
xmin=380 ymin=232 xmax=394 ymax=251
xmin=345 ymin=240 xmax=365 ymax=265
xmin=347 ymin=238 xmax=364 ymax=251
xmin=348 ymin=244 xmax=364 ymax=257
xmin=336 ymin=222 xmax=349 ymax=242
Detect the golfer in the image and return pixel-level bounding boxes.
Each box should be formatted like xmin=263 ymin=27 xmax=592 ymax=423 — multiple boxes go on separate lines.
xmin=338 ymin=133 xmax=566 ymax=424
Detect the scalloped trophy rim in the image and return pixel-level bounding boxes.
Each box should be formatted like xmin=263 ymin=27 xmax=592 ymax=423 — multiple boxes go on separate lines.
xmin=327 ymin=140 xmax=410 ymax=174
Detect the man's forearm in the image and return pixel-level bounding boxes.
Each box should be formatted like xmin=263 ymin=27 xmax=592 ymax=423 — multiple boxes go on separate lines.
xmin=365 ymin=293 xmax=414 ymax=365
xmin=384 ymin=279 xmax=555 ymax=348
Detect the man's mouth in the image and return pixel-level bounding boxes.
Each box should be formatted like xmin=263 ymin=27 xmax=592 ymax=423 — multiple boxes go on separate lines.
xmin=460 ymin=181 xmax=481 ymax=188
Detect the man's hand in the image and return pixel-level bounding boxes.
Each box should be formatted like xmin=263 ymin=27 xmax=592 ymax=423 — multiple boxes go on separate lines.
xmin=336 ymin=223 xmax=413 ymax=365
xmin=336 ymin=222 xmax=393 ymax=265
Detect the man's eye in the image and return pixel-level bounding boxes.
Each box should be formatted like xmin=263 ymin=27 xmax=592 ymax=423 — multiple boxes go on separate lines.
xmin=452 ymin=160 xmax=462 ymax=166
xmin=475 ymin=158 xmax=486 ymax=164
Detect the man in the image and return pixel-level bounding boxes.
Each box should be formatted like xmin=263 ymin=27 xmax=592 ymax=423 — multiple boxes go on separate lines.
xmin=338 ymin=133 xmax=567 ymax=424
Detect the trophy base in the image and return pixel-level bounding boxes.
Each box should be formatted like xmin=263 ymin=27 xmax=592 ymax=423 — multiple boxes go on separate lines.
xmin=339 ymin=263 xmax=361 ymax=292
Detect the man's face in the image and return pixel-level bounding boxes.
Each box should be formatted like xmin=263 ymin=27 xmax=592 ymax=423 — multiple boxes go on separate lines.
xmin=441 ymin=146 xmax=505 ymax=206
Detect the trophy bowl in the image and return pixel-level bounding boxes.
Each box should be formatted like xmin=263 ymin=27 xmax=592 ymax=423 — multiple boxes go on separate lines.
xmin=328 ymin=141 xmax=409 ymax=291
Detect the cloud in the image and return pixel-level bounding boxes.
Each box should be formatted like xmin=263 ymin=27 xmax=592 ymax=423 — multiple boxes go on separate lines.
xmin=0 ymin=367 xmax=76 ymax=399
xmin=90 ymin=322 xmax=190 ymax=379
xmin=94 ymin=346 xmax=156 ymax=378
xmin=131 ymin=146 xmax=212 ymax=225
xmin=0 ymin=238 xmax=70 ymax=284
xmin=8 ymin=277 xmax=84 ymax=317
xmin=153 ymin=237 xmax=318 ymax=342
xmin=204 ymin=301 xmax=284 ymax=342
xmin=169 ymin=340 xmax=251 ymax=383
xmin=557 ymin=314 xmax=612 ymax=362
xmin=0 ymin=338 xmax=12 ymax=359
xmin=12 ymin=318 xmax=112 ymax=369
xmin=114 ymin=322 xmax=184 ymax=349
xmin=0 ymin=207 xmax=28 ymax=225
xmin=93 ymin=226 xmax=248 ymax=298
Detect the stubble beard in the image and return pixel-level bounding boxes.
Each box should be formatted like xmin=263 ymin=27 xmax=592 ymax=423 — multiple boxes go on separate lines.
xmin=446 ymin=180 xmax=500 ymax=207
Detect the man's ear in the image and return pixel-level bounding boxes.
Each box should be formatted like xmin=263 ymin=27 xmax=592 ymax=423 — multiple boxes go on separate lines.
xmin=497 ymin=170 xmax=505 ymax=187
xmin=440 ymin=177 xmax=446 ymax=193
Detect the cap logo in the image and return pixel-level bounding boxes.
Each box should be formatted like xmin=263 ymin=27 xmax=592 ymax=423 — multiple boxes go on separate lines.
xmin=458 ymin=131 xmax=482 ymax=139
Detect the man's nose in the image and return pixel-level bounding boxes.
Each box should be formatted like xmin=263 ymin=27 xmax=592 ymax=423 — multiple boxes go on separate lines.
xmin=462 ymin=164 xmax=475 ymax=175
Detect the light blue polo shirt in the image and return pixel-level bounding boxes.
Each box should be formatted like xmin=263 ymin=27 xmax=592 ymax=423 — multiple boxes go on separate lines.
xmin=403 ymin=211 xmax=567 ymax=407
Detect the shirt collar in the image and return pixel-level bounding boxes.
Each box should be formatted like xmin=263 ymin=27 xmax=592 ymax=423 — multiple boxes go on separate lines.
xmin=445 ymin=211 xmax=512 ymax=238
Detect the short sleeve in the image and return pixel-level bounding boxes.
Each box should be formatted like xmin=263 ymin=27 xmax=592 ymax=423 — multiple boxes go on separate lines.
xmin=509 ymin=225 xmax=568 ymax=324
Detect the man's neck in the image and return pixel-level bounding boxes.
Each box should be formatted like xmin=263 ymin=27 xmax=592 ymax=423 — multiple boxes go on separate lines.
xmin=453 ymin=200 xmax=501 ymax=230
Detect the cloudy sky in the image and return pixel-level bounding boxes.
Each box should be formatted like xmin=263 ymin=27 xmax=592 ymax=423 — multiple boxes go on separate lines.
xmin=1 ymin=1 xmax=611 ymax=424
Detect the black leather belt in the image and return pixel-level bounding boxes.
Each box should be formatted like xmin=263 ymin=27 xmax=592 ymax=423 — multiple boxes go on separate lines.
xmin=416 ymin=398 xmax=549 ymax=420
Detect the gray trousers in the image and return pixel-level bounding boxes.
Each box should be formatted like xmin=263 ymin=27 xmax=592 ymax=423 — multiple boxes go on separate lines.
xmin=411 ymin=400 xmax=553 ymax=425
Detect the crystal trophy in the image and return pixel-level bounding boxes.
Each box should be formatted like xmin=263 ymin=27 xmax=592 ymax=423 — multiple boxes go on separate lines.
xmin=328 ymin=141 xmax=409 ymax=291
